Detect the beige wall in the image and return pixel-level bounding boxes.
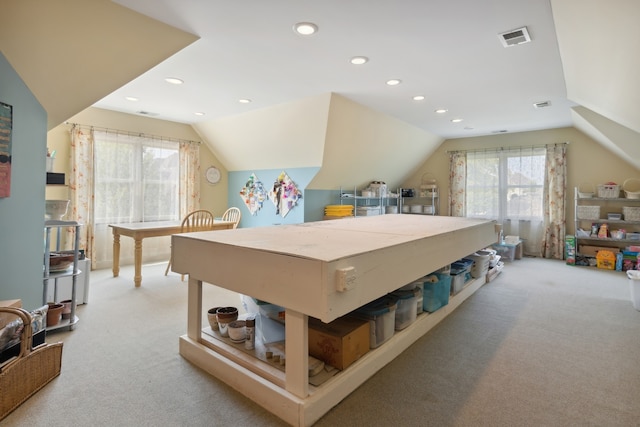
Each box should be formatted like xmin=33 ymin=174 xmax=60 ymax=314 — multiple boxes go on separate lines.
xmin=309 ymin=93 xmax=443 ymax=191
xmin=46 ymin=107 xmax=227 ymax=214
xmin=404 ymin=127 xmax=640 ymax=233
xmin=195 ymin=93 xmax=331 ymax=172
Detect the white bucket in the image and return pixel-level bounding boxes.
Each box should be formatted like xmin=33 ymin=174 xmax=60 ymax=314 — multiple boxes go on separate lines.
xmin=627 ymin=270 xmax=640 ymax=311
xmin=469 ymin=251 xmax=491 ymax=278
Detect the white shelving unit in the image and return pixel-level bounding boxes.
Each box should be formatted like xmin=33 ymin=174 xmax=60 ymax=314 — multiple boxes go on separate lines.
xmin=574 ymin=187 xmax=640 ymax=261
xmin=43 ymin=220 xmax=81 ymax=331
xmin=339 ymin=186 xmax=398 ymax=217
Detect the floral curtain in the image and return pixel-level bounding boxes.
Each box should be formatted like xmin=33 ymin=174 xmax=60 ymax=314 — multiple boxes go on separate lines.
xmin=179 ymin=141 xmax=200 ymax=218
xmin=448 ymin=151 xmax=466 ymax=217
xmin=68 ymin=125 xmax=96 ymax=268
xmin=69 ymin=126 xmax=201 ymax=270
xmin=541 ymin=144 xmax=567 ymax=259
xmin=448 ymin=144 xmax=567 ymax=259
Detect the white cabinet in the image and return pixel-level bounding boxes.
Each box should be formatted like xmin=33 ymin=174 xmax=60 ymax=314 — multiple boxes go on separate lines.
xmin=44 ymin=220 xmax=82 ymax=331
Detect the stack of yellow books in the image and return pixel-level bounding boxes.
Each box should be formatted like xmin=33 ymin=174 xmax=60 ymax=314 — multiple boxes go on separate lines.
xmin=323 ymin=205 xmax=354 ymax=219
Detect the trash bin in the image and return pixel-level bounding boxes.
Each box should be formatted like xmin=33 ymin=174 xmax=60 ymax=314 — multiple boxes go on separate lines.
xmin=626 ymin=270 xmax=640 ymax=311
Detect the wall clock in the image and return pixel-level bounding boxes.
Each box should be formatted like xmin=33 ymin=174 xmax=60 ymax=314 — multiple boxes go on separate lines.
xmin=205 ymin=166 xmax=221 ymax=184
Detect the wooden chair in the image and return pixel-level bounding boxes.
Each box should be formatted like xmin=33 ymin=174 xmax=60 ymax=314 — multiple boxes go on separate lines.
xmin=221 ymin=207 xmax=241 ymax=229
xmin=165 ymin=210 xmax=214 ymax=278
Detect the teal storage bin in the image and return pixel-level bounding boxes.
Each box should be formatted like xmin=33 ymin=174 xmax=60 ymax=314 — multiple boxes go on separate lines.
xmin=422 ymin=273 xmax=451 ymax=313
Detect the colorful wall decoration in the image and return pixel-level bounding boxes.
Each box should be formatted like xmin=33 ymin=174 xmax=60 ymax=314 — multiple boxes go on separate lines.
xmin=0 ymin=101 xmax=12 ymax=198
xmin=239 ymin=172 xmax=267 ymax=216
xmin=270 ymin=171 xmax=303 ymax=218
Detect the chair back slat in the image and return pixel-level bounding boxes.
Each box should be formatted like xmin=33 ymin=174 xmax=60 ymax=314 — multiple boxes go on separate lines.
xmin=221 ymin=207 xmax=241 ymax=229
xmin=181 ymin=210 xmax=214 ymax=232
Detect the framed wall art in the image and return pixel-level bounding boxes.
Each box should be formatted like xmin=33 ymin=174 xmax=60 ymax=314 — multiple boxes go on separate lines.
xmin=0 ymin=101 xmax=13 ymax=198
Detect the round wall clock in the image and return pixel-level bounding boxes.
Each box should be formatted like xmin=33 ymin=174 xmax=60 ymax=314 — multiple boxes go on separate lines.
xmin=205 ymin=166 xmax=221 ymax=184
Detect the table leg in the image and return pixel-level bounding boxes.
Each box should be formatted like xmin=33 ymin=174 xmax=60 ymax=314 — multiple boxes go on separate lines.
xmin=134 ymin=237 xmax=142 ymax=287
xmin=112 ymin=232 xmax=120 ymax=277
xmin=187 ymin=276 xmax=203 ymax=340
xmin=284 ymin=309 xmax=309 ymax=398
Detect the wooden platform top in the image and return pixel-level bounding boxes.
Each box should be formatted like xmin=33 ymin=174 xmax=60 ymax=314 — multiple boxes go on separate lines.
xmin=175 ymin=215 xmax=495 ymax=263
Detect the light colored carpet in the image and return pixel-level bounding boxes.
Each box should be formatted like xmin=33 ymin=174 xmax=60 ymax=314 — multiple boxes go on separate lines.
xmin=2 ymin=258 xmax=640 ymax=426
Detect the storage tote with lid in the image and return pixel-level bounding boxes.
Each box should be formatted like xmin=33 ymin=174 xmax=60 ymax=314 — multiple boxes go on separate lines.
xmin=350 ymin=296 xmax=397 ymax=349
xmin=389 ymin=288 xmax=419 ymax=330
xmin=421 ymin=273 xmax=451 ymax=313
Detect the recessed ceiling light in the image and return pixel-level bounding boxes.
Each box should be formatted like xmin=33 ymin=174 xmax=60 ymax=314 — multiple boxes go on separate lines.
xmin=350 ymin=56 xmax=369 ymax=65
xmin=412 ymin=95 xmax=425 ymax=101
xmin=451 ymin=118 xmax=464 ymax=123
xmin=293 ymin=22 xmax=318 ymax=36
xmin=435 ymin=109 xmax=448 ymax=114
xmin=238 ymin=99 xmax=252 ymax=104
xmin=165 ymin=77 xmax=184 ymax=85
xmin=386 ymin=79 xmax=401 ymax=86
xmin=124 ymin=96 xmax=138 ymax=102
xmin=194 ymin=112 xmax=205 ymax=116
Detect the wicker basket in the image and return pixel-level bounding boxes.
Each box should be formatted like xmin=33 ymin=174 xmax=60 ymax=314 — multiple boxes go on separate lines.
xmin=577 ymin=205 xmax=601 ymax=220
xmin=623 ymin=178 xmax=640 ymax=199
xmin=597 ymin=183 xmax=620 ymax=198
xmin=623 ymin=206 xmax=640 ymax=222
xmin=0 ymin=307 xmax=63 ymax=421
xmin=577 ymin=183 xmax=595 ymax=198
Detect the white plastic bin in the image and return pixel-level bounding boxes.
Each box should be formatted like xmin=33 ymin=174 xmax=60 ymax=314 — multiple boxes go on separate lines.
xmin=627 ymin=270 xmax=640 ymax=311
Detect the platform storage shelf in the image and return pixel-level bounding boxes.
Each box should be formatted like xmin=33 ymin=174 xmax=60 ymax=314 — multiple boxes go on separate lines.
xmin=43 ymin=220 xmax=82 ymax=332
xmin=172 ymin=215 xmax=497 ymax=426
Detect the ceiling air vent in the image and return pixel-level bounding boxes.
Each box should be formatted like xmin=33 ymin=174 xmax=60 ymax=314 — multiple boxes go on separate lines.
xmin=498 ymin=26 xmax=531 ymax=47
xmin=533 ymin=101 xmax=552 ymax=109
xmin=136 ymin=110 xmax=159 ymax=116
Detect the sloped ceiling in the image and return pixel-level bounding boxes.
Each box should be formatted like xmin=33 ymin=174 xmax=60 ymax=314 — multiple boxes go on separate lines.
xmin=1 ymin=0 xmax=638 ymax=172
xmin=550 ymin=0 xmax=640 ymax=169
xmin=0 ymin=0 xmax=198 ymax=130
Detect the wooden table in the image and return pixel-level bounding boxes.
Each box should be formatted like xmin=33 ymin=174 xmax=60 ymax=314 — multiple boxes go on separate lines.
xmin=172 ymin=215 xmax=498 ymax=426
xmin=109 ymin=220 xmax=235 ymax=287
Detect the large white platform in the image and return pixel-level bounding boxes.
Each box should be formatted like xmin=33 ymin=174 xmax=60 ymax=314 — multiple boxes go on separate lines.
xmin=173 ymin=215 xmax=497 ymax=426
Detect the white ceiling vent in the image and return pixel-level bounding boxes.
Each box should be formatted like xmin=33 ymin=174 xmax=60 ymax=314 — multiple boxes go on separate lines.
xmin=136 ymin=110 xmax=159 ymax=116
xmin=498 ymin=27 xmax=531 ymax=47
xmin=533 ymin=101 xmax=552 ymax=109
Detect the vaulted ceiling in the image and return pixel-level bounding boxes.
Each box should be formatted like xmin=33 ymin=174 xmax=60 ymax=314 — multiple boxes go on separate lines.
xmin=1 ymin=0 xmax=639 ymax=168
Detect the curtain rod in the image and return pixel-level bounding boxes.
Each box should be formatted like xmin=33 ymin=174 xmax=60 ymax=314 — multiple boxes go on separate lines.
xmin=446 ymin=141 xmax=569 ymax=154
xmin=65 ymin=122 xmax=201 ymax=145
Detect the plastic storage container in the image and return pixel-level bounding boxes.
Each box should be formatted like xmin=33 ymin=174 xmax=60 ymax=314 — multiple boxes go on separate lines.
xmin=351 ymin=296 xmax=397 ymax=348
xmin=451 ymin=258 xmax=474 ymax=275
xmin=450 ymin=259 xmax=472 ymax=295
xmin=422 ymin=273 xmax=451 ymax=312
xmin=389 ymin=288 xmax=419 ymax=330
xmin=627 ymin=270 xmax=640 ymax=311
xmin=469 ymin=251 xmax=491 ymax=278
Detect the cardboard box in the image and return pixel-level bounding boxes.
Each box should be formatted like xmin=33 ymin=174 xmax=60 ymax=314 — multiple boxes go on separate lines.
xmin=579 ymin=245 xmax=621 ymax=257
xmin=308 ymin=315 xmax=369 ymax=370
xmin=0 ymin=299 xmax=22 ymax=329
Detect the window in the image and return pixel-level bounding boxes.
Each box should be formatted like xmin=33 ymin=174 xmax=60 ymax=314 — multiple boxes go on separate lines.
xmin=93 ymin=130 xmax=180 ymax=225
xmin=465 ymin=147 xmax=546 ymax=223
